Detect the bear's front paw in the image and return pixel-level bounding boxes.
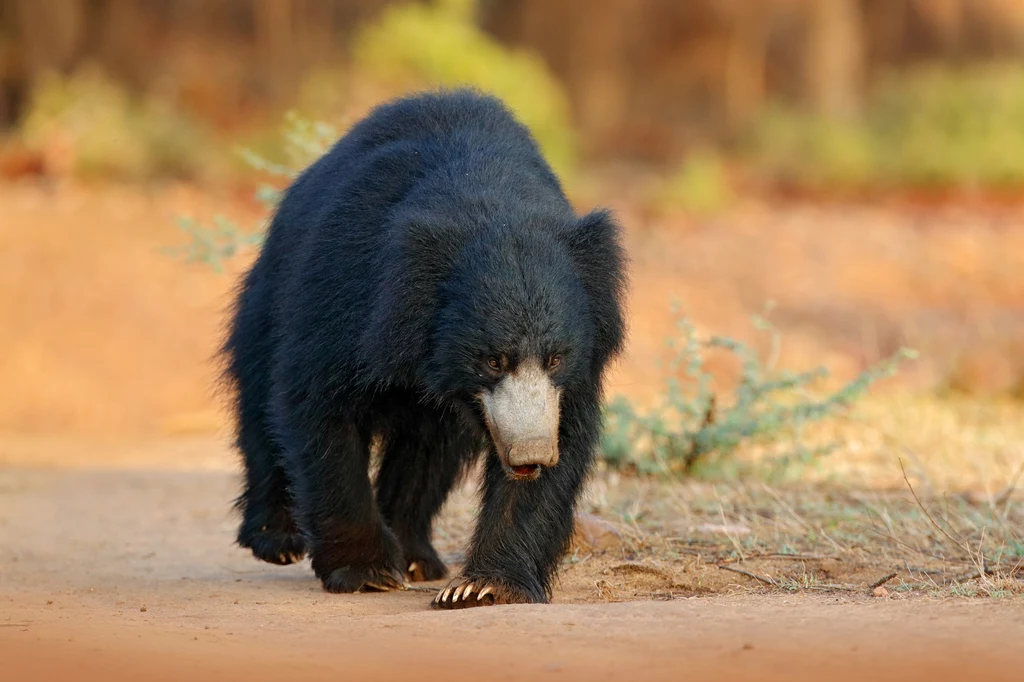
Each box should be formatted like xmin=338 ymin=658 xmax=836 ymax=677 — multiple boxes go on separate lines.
xmin=431 ymin=577 xmax=543 ymax=609
xmin=320 ymin=564 xmax=409 ymax=594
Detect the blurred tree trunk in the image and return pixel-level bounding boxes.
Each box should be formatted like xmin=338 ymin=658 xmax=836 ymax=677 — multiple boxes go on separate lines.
xmin=568 ymin=0 xmax=634 ymax=151
xmin=724 ymin=8 xmax=767 ymax=131
xmin=254 ymin=0 xmax=293 ymax=99
xmin=862 ymin=0 xmax=908 ymax=69
xmin=0 ymin=0 xmax=89 ymax=127
xmin=913 ymin=0 xmax=964 ymax=49
xmin=15 ymin=0 xmax=87 ymax=72
xmin=255 ymin=0 xmax=293 ymax=61
xmin=804 ymin=0 xmax=864 ymax=118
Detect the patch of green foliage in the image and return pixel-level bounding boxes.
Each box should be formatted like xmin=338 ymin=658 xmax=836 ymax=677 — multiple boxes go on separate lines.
xmin=600 ymin=305 xmax=917 ymax=480
xmin=163 ymin=216 xmax=265 ymax=274
xmin=646 ymin=151 xmax=735 ymax=215
xmin=747 ymin=63 xmax=1024 ymax=190
xmin=166 ymin=112 xmax=334 ymax=271
xmin=20 ymin=65 xmax=210 ymax=181
xmin=351 ymin=0 xmax=576 ymax=179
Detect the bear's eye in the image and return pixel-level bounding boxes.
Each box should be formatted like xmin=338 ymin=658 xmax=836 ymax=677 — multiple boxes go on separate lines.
xmin=487 ymin=356 xmax=502 ymax=372
xmin=547 ymin=355 xmax=561 ymax=369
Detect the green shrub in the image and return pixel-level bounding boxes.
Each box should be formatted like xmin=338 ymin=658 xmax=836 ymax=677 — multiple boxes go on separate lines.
xmin=870 ymin=64 xmax=1024 ymax=188
xmin=600 ymin=306 xmax=917 ymax=480
xmin=646 ymin=151 xmax=735 ymax=215
xmin=746 ymin=63 xmax=1024 ymax=190
xmin=745 ymin=105 xmax=875 ymax=189
xmin=166 ymin=111 xmax=331 ymax=271
xmin=351 ymin=0 xmax=576 ymax=180
xmin=20 ymin=65 xmax=210 ymax=181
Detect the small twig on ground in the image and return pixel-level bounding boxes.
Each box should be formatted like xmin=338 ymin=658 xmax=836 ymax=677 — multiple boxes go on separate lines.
xmin=718 ymin=564 xmax=777 ymax=586
xmin=672 ymin=547 xmax=706 ymax=557
xmin=801 ymin=584 xmax=860 ymax=592
xmin=717 ymin=553 xmax=837 ymax=566
xmin=870 ymin=571 xmax=898 ymax=589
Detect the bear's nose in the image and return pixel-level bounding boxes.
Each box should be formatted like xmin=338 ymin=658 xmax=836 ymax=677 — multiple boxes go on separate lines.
xmin=507 ymin=438 xmax=558 ymax=468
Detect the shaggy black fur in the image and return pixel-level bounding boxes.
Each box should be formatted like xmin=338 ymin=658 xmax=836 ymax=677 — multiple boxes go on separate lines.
xmin=224 ymin=89 xmax=626 ymax=604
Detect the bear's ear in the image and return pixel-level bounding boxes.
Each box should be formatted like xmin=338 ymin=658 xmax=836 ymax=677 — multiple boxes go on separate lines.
xmin=561 ymin=209 xmax=627 ymax=372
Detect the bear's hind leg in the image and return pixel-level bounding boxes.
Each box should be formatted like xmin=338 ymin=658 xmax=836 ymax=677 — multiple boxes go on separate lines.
xmin=281 ymin=419 xmax=407 ymax=594
xmin=376 ymin=406 xmax=478 ymax=582
xmin=235 ymin=409 xmax=307 ymax=566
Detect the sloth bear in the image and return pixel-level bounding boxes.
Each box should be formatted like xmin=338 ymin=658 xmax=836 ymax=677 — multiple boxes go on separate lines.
xmin=224 ymin=89 xmax=626 ymax=608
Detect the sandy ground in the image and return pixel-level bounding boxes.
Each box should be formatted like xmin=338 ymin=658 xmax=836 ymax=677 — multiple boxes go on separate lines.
xmin=2 ymin=444 xmax=1023 ymax=682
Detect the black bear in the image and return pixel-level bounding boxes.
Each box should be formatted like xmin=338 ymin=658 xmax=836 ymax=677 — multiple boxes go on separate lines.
xmin=224 ymin=89 xmax=626 ymax=608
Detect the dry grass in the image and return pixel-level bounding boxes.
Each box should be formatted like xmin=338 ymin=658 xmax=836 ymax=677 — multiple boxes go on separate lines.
xmin=554 ymin=472 xmax=1021 ymax=602
xmin=425 ymin=466 xmax=1024 ymax=604
xmin=413 ymin=391 xmax=1024 ymax=603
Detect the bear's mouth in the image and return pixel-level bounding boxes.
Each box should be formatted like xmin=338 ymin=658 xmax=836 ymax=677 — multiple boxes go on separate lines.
xmin=509 ymin=464 xmax=542 ymax=480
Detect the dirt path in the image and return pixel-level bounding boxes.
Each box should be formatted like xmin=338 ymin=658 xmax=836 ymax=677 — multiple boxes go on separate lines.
xmin=1 ymin=453 xmax=1022 ymax=681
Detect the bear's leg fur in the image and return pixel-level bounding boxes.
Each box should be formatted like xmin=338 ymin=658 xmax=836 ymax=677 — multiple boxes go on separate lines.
xmin=234 ymin=411 xmax=306 ymax=566
xmin=229 ymin=264 xmax=307 ymax=566
xmin=231 ymin=336 xmax=305 ymax=566
xmin=433 ymin=388 xmax=600 ymax=608
xmin=282 ymin=419 xmax=408 ymax=593
xmin=375 ymin=401 xmax=479 ymax=582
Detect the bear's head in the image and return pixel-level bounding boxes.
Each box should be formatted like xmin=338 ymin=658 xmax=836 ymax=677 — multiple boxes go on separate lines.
xmin=423 ymin=211 xmax=625 ymax=481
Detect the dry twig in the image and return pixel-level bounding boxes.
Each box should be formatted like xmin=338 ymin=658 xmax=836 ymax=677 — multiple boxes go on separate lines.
xmin=718 ymin=564 xmax=777 ymax=586
xmin=870 ymin=571 xmax=898 ymax=589
xmin=718 ymin=553 xmax=836 ymax=566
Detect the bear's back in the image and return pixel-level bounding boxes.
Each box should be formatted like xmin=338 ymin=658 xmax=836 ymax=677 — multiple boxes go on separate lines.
xmin=253 ymin=90 xmax=581 ymax=394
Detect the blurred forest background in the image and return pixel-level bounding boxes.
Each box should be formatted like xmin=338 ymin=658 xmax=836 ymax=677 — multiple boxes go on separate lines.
xmin=1 ymin=0 xmax=1024 ymax=447
xmin=6 ymin=0 xmax=1024 ymax=182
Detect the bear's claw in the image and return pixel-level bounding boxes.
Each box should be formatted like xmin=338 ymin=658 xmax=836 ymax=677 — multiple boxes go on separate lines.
xmin=402 ymin=550 xmax=448 ymax=582
xmin=432 ymin=578 xmax=526 ymax=609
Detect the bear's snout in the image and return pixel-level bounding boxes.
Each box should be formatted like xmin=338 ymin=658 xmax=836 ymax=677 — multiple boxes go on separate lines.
xmin=479 ymin=360 xmax=561 ymax=478
xmin=507 ymin=437 xmax=557 ymax=469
